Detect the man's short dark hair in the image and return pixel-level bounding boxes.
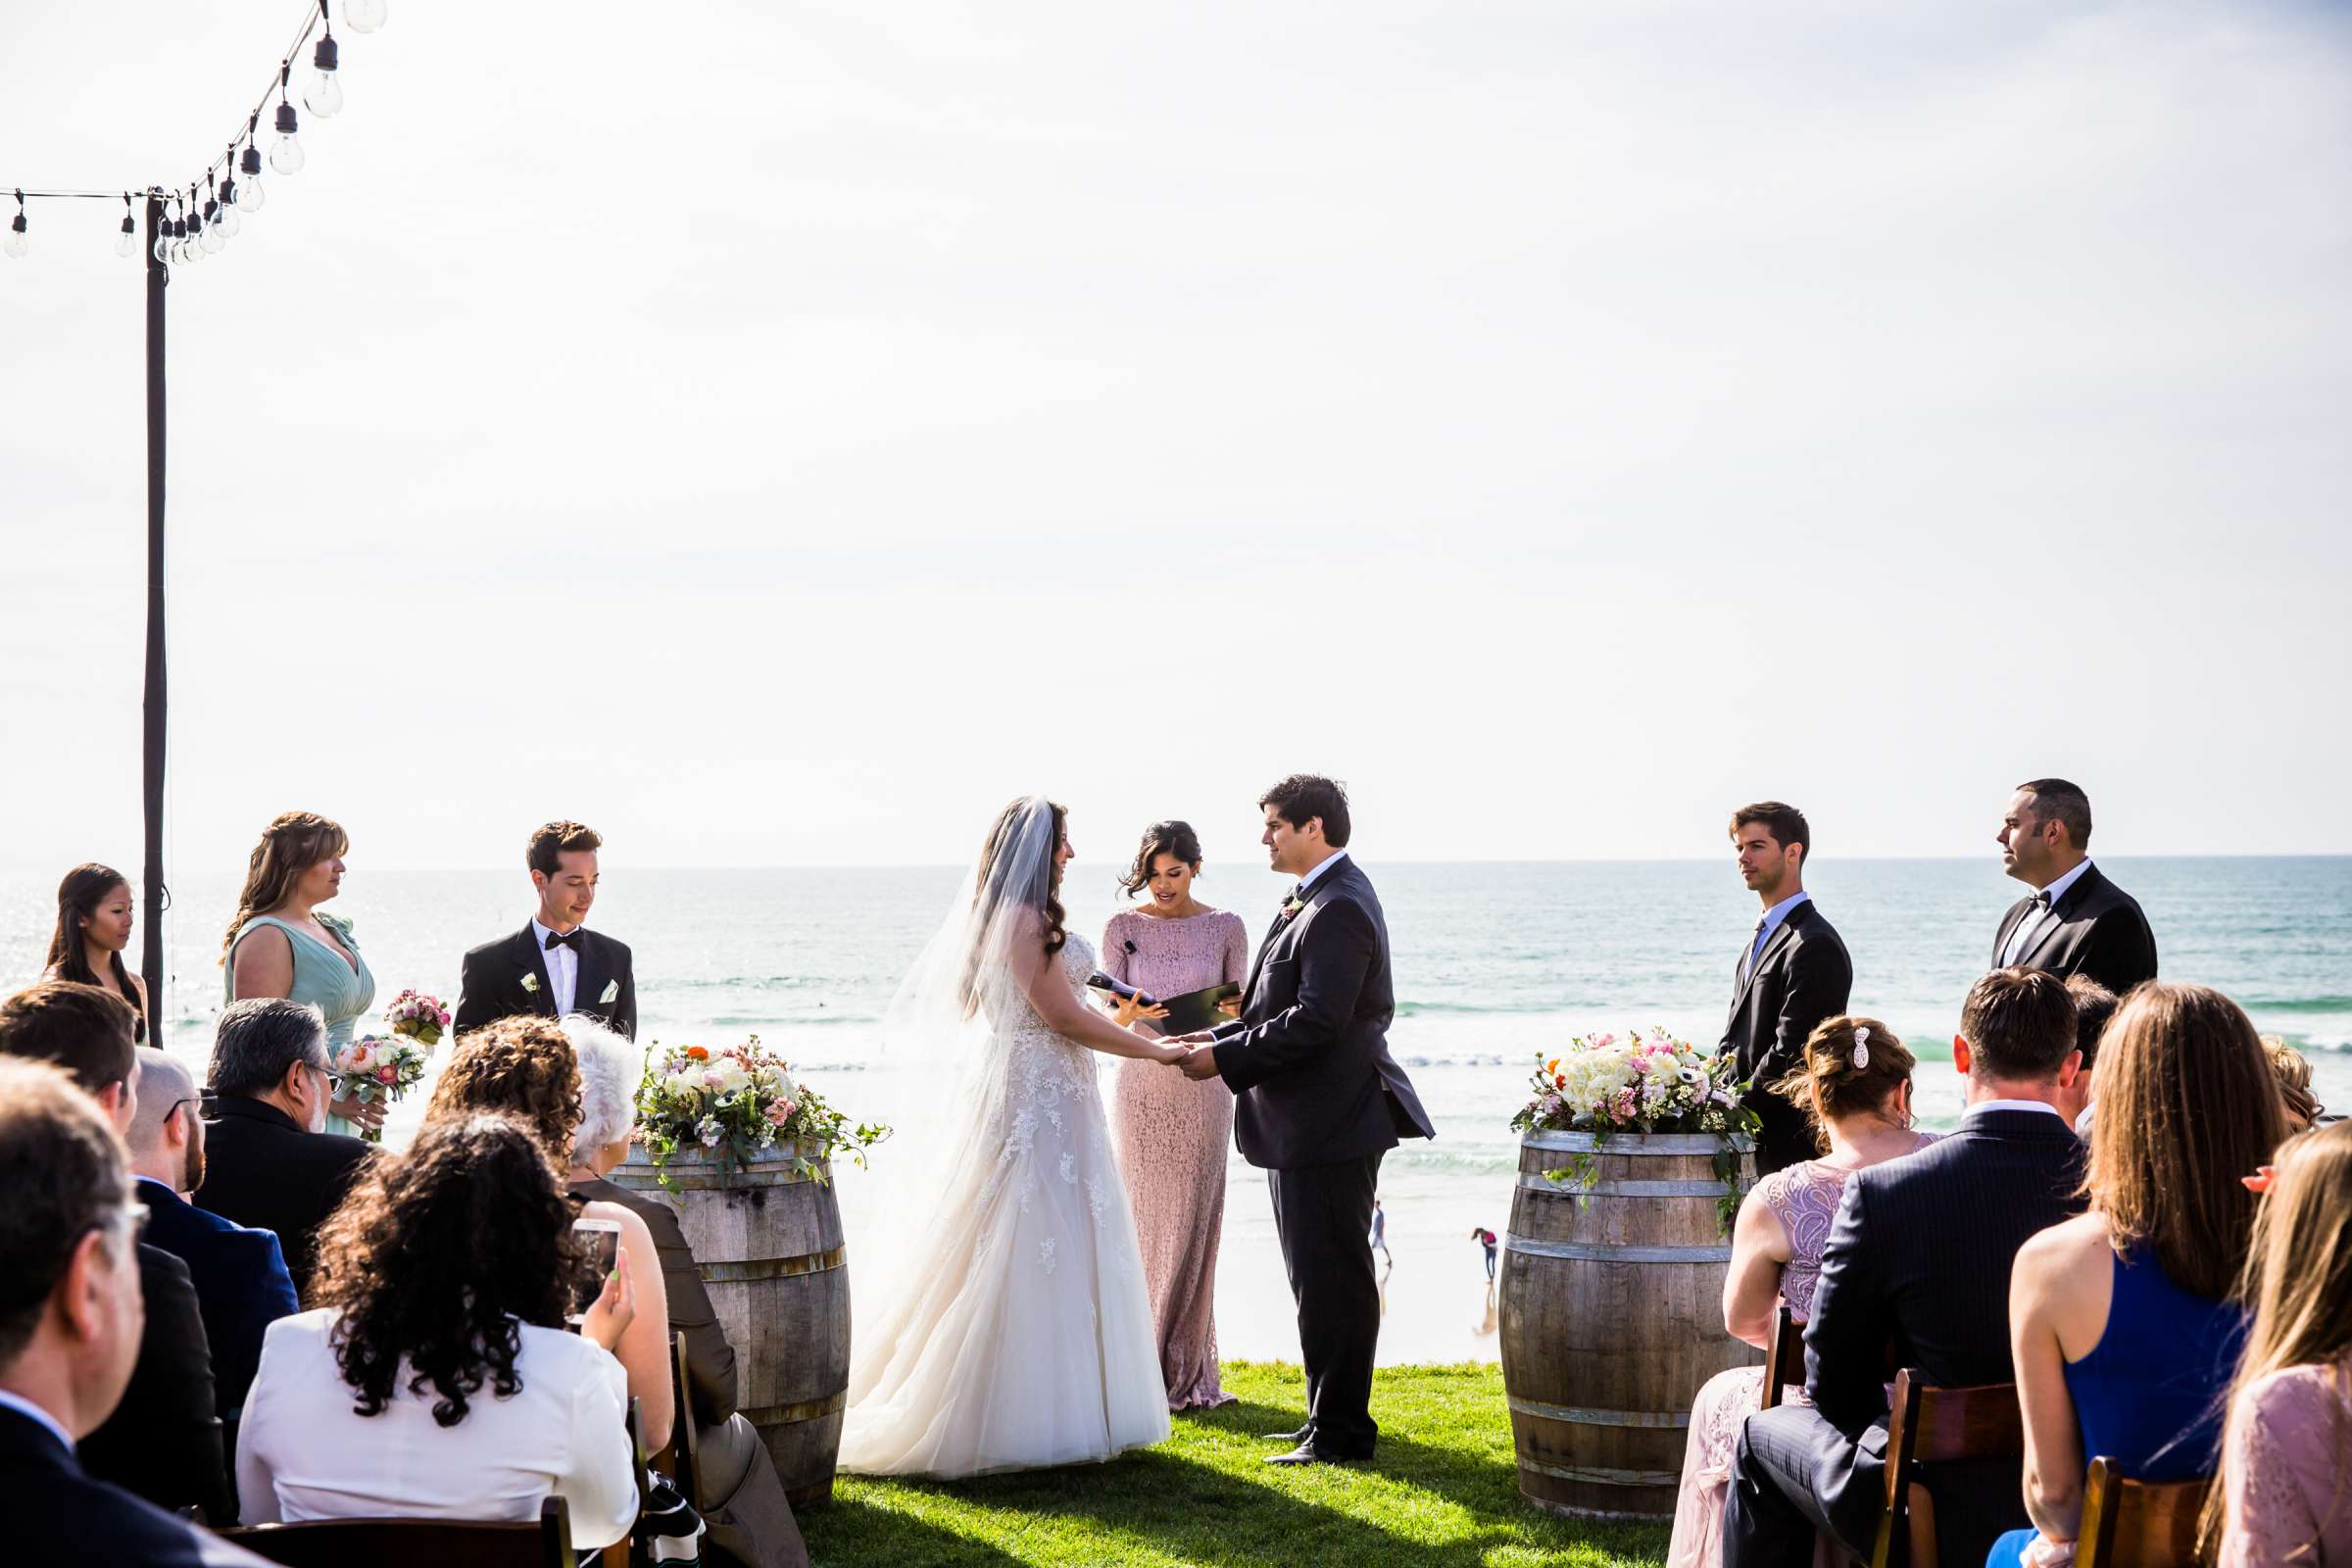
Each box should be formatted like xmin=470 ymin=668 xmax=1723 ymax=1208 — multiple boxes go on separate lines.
xmin=1961 ymin=966 xmax=2080 ymax=1080
xmin=0 ymin=981 xmax=137 ymax=1096
xmin=0 ymin=1057 xmax=134 ymax=1366
xmin=208 ymin=998 xmax=328 ymax=1100
xmin=1259 ymin=775 xmax=1351 ymax=848
xmin=2065 ymin=973 xmax=2122 ymax=1068
xmin=2017 ymin=778 xmax=2093 ymax=851
xmin=527 ymin=820 xmax=603 ymax=879
xmin=1729 ymin=802 xmax=1811 ymax=866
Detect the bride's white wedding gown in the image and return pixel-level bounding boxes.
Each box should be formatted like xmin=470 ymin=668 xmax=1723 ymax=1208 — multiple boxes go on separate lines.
xmin=838 ymin=932 xmax=1172 ymax=1476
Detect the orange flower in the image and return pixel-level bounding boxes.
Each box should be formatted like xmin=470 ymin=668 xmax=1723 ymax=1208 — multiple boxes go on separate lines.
xmin=1545 ymin=1058 xmax=1560 ymax=1074
xmin=684 ymin=1046 xmax=710 ymax=1061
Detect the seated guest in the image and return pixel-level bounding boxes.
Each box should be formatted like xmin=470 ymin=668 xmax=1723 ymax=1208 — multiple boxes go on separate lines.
xmin=1991 ymin=983 xmax=2286 ymax=1567
xmin=1724 ymin=965 xmax=2090 ymax=1568
xmin=236 ymin=1113 xmax=640 ymax=1550
xmin=125 ymin=1047 xmax=299 ymax=1416
xmin=1669 ymin=1017 xmax=1937 ymax=1568
xmin=421 ymin=1014 xmax=674 ymax=1454
xmin=0 ymin=1058 xmax=270 ymax=1566
xmin=0 ymin=981 xmax=226 ymax=1520
xmin=567 ymin=1016 xmax=809 ymax=1568
xmin=2261 ymin=1036 xmax=2324 ymax=1132
xmin=42 ymin=862 xmax=151 ymax=1043
xmin=2207 ymin=1121 xmax=2352 ymax=1566
xmin=193 ymin=998 xmax=373 ymax=1298
xmin=2055 ymin=975 xmax=2119 ymax=1137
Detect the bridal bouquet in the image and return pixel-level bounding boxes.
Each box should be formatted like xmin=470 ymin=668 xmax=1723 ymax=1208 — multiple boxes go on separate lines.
xmin=636 ymin=1035 xmax=890 ymax=1188
xmin=328 ymin=1033 xmax=431 ymax=1144
xmin=383 ymin=988 xmax=452 ymax=1048
xmin=1509 ymin=1027 xmax=1755 ymax=1138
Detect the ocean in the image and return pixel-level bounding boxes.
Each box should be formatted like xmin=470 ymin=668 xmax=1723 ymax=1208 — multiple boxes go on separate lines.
xmin=4 ymin=855 xmax=2345 ymax=1365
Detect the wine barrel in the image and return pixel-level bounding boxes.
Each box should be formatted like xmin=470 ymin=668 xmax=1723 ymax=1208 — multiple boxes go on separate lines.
xmin=1497 ymin=1129 xmax=1758 ymax=1522
xmin=611 ymin=1143 xmax=850 ymax=1508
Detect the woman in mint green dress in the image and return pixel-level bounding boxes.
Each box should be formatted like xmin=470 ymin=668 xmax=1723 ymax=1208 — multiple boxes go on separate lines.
xmin=224 ymin=811 xmax=378 ymax=1137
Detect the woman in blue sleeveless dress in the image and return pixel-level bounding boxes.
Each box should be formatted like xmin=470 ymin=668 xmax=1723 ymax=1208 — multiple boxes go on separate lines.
xmin=1990 ymin=983 xmax=2287 ymax=1567
xmin=224 ymin=812 xmax=378 ymax=1137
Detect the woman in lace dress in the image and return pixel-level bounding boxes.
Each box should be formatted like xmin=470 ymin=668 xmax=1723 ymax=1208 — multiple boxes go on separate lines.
xmin=1666 ymin=1017 xmax=1937 ymax=1568
xmin=840 ymin=798 xmax=1186 ymax=1478
xmin=1101 ymin=820 xmax=1250 ymax=1410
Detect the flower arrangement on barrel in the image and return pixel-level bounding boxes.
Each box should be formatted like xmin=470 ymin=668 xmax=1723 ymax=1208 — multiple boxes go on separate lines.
xmin=1509 ymin=1026 xmax=1761 ymax=1228
xmin=326 ymin=989 xmax=451 ymax=1144
xmin=636 ymin=1034 xmax=890 ymax=1186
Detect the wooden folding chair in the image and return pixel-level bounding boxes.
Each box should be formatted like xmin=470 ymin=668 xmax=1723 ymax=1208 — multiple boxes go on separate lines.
xmin=1866 ymin=1371 xmax=2024 ymax=1568
xmin=646 ymin=1331 xmax=702 ymax=1513
xmin=220 ymin=1495 xmax=571 ymax=1568
xmin=2075 ymin=1456 xmax=2210 ymax=1568
xmin=1762 ymin=1303 xmax=1807 ymax=1411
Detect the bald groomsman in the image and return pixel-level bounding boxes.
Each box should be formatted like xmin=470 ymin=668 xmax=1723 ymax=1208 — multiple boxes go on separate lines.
xmin=1992 ymin=778 xmax=2157 ymax=999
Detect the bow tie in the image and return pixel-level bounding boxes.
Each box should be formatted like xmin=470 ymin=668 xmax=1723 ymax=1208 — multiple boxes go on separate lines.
xmin=2029 ymin=891 xmax=2053 ymax=913
xmin=543 ymin=928 xmax=582 ymax=952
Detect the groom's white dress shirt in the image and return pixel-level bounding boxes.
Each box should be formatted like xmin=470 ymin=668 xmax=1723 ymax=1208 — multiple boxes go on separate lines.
xmin=1296 ymin=851 xmax=1350 ymax=898
xmin=1740 ymin=890 xmax=1812 ymax=985
xmin=530 ymin=917 xmax=580 ymax=1014
xmin=2000 ymin=858 xmax=2095 ymax=965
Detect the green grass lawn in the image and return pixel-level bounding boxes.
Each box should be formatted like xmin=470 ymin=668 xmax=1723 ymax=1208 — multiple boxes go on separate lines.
xmin=801 ymin=1361 xmax=1671 ymax=1567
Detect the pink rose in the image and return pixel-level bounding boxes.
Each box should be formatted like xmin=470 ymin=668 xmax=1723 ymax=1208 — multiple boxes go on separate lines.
xmin=377 ymin=1065 xmax=398 ymax=1084
xmin=762 ymin=1099 xmax=794 ymax=1127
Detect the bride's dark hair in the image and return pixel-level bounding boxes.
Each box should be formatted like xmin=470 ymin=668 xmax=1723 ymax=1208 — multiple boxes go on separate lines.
xmin=960 ymin=797 xmax=1068 ymax=1015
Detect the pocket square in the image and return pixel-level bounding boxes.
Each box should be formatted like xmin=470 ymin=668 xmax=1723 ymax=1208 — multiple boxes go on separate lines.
xmin=599 ymin=979 xmax=620 ymax=1005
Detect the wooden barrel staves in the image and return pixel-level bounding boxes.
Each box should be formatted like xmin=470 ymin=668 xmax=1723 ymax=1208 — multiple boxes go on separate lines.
xmin=611 ymin=1142 xmax=850 ymax=1508
xmin=1496 ymin=1129 xmax=1759 ymax=1522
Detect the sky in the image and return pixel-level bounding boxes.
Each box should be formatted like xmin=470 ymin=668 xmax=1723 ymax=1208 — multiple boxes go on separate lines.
xmin=3 ymin=0 xmax=2348 ymax=878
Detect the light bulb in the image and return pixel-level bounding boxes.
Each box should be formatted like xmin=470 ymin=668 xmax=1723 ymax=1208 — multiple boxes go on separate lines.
xmin=153 ymin=231 xmax=172 ymax=264
xmin=3 ymin=227 xmax=26 ymax=261
xmin=306 ymin=71 xmax=344 ymax=118
xmin=343 ymin=0 xmax=387 ymax=34
xmin=271 ymin=133 xmax=306 ymax=174
xmin=240 ymin=173 xmax=267 ymax=212
xmin=201 ymin=223 xmax=225 ymax=255
xmin=215 ymin=205 xmax=240 ymax=237
xmin=117 ymin=228 xmax=135 ymax=259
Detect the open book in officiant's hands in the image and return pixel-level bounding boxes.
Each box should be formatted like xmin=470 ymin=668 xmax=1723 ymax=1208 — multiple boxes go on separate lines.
xmin=1153 ymin=981 xmax=1243 ymax=1037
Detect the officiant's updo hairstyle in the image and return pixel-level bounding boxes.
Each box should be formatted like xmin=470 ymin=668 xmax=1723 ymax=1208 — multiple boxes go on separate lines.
xmin=221 ymin=810 xmax=349 ymax=957
xmin=1769 ymin=1015 xmax=1915 ymax=1143
xmin=1119 ymin=820 xmax=1203 ymax=898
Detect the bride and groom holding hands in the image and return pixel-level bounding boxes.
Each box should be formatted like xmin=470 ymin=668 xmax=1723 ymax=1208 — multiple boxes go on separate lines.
xmin=838 ymin=775 xmax=1435 ymax=1478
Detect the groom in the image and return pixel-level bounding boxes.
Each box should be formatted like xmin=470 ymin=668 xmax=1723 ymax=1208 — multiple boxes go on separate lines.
xmin=453 ymin=819 xmax=637 ymax=1040
xmin=1172 ymin=774 xmax=1434 ymax=1466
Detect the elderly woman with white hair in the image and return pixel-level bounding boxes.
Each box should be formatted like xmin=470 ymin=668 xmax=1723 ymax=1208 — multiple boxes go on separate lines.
xmin=563 ymin=1017 xmax=808 ymax=1568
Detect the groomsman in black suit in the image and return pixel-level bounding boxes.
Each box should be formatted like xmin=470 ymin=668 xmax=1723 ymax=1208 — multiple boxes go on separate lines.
xmin=1991 ymin=778 xmax=2157 ymax=998
xmin=454 ymin=820 xmax=637 ymax=1040
xmin=1723 ymin=966 xmax=2088 ymax=1568
xmin=1721 ymin=803 xmax=1853 ymax=1175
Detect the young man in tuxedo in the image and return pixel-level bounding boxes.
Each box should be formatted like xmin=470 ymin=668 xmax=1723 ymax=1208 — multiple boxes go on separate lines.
xmin=1722 ymin=966 xmax=2089 ymax=1568
xmin=1992 ymin=778 xmax=2157 ymax=998
xmin=1170 ymin=775 xmax=1434 ymax=1466
xmin=454 ymin=820 xmax=637 ymax=1040
xmin=1721 ymin=803 xmax=1853 ymax=1175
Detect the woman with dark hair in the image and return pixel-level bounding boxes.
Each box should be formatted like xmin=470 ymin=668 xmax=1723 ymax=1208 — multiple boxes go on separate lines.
xmin=224 ymin=811 xmax=377 ymax=1135
xmin=234 ymin=1112 xmax=640 ymax=1550
xmin=1989 ymin=982 xmax=2288 ymax=1568
xmin=43 ymin=863 xmax=149 ymax=1044
xmin=841 ymin=796 xmax=1182 ymax=1478
xmin=1100 ymin=819 xmax=1249 ymax=1410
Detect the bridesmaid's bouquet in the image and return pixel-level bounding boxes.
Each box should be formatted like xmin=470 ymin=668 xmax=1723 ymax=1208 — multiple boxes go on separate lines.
xmin=383 ymin=988 xmax=452 ymax=1048
xmin=636 ymin=1035 xmax=891 ymax=1188
xmin=1509 ymin=1028 xmax=1753 ymax=1138
xmin=328 ymin=1033 xmax=431 ymax=1144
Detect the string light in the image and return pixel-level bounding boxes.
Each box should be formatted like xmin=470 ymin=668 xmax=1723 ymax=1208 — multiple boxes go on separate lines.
xmin=270 ymin=68 xmax=306 ymax=174
xmin=116 ymin=194 xmax=136 ymax=259
xmin=239 ymin=129 xmax=268 ymax=214
xmin=5 ymin=192 xmax=27 ymax=260
xmin=305 ymin=25 xmax=343 ymax=120
xmin=345 ymin=0 xmax=387 ymax=34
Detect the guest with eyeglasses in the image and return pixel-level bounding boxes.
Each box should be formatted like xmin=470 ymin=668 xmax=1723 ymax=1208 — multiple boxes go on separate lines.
xmin=0 ymin=981 xmax=228 ymax=1521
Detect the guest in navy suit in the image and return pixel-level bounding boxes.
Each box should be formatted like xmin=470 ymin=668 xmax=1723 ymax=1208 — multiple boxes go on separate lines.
xmin=0 ymin=1056 xmax=267 ymax=1564
xmin=126 ymin=1048 xmax=298 ymax=1415
xmin=1720 ymin=802 xmax=1854 ymax=1175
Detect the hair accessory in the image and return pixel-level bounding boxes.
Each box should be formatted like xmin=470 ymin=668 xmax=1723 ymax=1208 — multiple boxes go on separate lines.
xmin=1851 ymin=1025 xmax=1871 ymax=1069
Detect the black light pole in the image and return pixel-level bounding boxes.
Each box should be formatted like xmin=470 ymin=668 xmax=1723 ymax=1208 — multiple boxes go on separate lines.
xmin=140 ymin=191 xmax=169 ymax=1013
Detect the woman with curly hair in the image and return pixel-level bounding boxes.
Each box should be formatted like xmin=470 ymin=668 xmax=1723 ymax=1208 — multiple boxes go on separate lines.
xmin=233 ymin=1112 xmax=640 ymax=1549
xmin=421 ymin=1015 xmax=674 ymax=1453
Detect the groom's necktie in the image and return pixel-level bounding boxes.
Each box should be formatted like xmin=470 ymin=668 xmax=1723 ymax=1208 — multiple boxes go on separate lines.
xmin=1738 ymin=916 xmax=1767 ymax=986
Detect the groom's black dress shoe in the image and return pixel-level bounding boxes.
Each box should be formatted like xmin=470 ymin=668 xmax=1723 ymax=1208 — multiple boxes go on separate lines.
xmin=1265 ymin=1444 xmax=1366 ymax=1466
xmin=1260 ymin=1425 xmax=1314 ymax=1445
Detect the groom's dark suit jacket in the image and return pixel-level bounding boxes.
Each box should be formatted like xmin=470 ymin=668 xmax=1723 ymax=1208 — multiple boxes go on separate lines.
xmin=1990 ymin=862 xmax=2157 ymax=999
xmin=1721 ymin=899 xmax=1851 ymax=1174
xmin=1209 ymin=857 xmax=1433 ymax=1169
xmin=454 ymin=922 xmax=637 ymax=1040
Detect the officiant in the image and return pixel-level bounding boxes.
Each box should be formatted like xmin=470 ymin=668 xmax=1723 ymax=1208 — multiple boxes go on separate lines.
xmin=454 ymin=820 xmax=637 ymax=1040
xmin=1720 ymin=802 xmax=1852 ymax=1174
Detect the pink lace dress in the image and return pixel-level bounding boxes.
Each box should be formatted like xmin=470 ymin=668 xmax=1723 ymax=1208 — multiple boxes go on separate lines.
xmin=1102 ymin=906 xmax=1250 ymax=1410
xmin=1665 ymin=1133 xmax=1939 ymax=1568
xmin=2219 ymin=1357 xmax=2352 ymax=1567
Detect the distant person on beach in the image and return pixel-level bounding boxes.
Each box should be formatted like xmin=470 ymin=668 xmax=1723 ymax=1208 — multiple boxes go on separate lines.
xmin=1101 ymin=818 xmax=1250 ymax=1412
xmin=43 ymin=863 xmax=150 ymax=1045
xmin=223 ymin=812 xmax=378 ymax=1137
xmin=1993 ymin=778 xmax=2157 ymax=997
xmin=1472 ymin=1226 xmax=1496 ymax=1281
xmin=1369 ymin=1199 xmax=1389 ymax=1265
xmin=455 ymin=819 xmax=637 ymax=1041
xmin=1719 ymin=802 xmax=1852 ymax=1175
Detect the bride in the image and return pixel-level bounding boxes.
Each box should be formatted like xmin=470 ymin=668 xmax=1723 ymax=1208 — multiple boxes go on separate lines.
xmin=838 ymin=796 xmax=1184 ymax=1477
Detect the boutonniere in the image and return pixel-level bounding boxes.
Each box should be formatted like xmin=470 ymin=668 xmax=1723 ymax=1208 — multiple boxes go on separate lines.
xmin=521 ymin=973 xmax=540 ymax=995
xmin=599 ymin=979 xmax=620 ymax=1005
xmin=1278 ymin=895 xmax=1306 ymax=923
